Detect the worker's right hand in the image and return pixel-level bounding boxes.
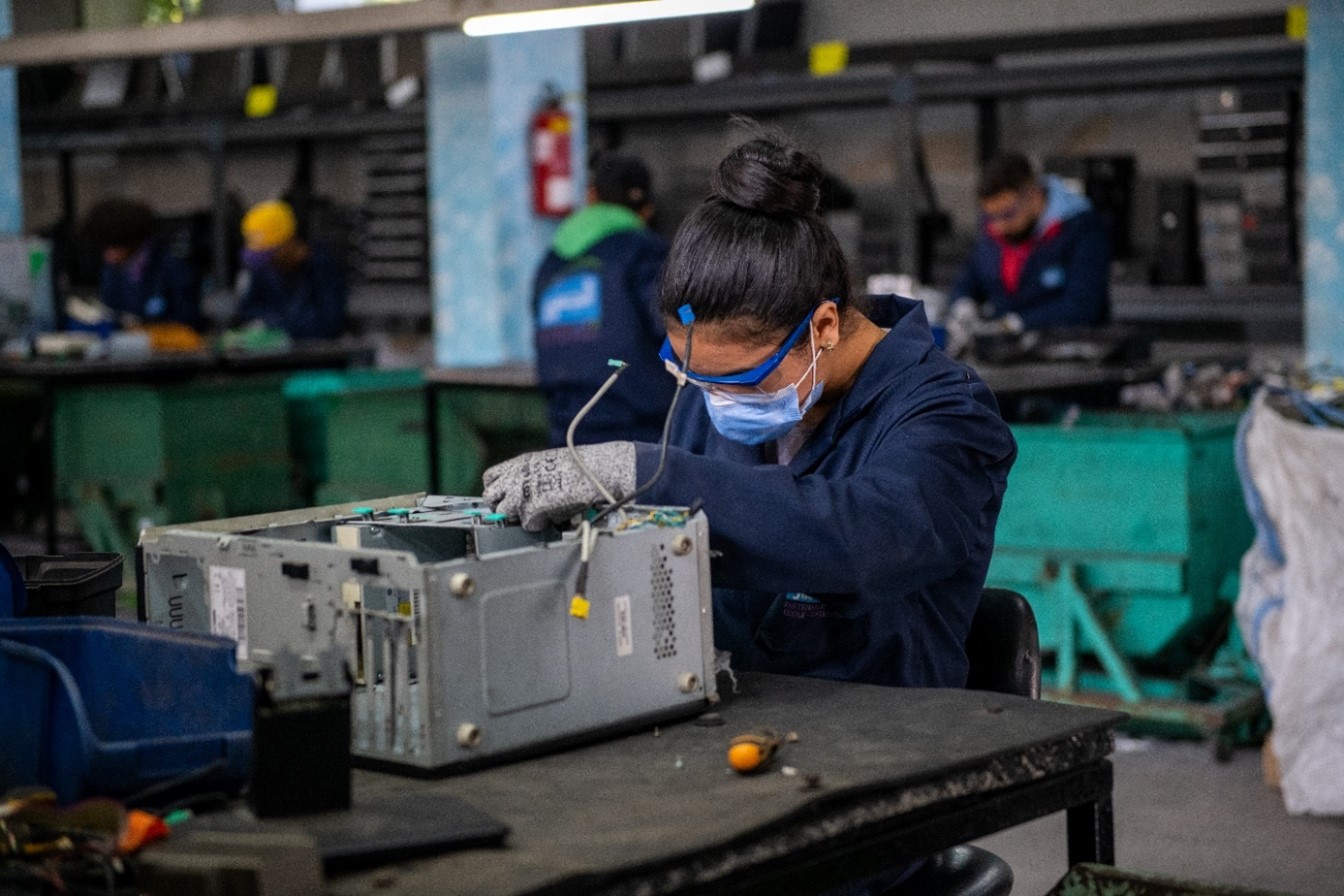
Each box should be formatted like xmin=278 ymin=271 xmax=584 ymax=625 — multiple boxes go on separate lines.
xmin=482 ymin=443 xmax=637 ymax=532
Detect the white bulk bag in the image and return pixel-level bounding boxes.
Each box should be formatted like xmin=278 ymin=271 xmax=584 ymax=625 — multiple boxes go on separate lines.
xmin=1236 ymin=388 xmax=1344 ymax=815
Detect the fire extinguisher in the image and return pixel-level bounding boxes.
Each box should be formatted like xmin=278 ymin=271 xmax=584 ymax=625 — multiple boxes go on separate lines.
xmin=531 ymin=88 xmax=574 ymax=218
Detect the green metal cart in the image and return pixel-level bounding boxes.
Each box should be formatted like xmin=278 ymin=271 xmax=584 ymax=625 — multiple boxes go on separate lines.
xmin=987 ymin=410 xmax=1263 ymax=755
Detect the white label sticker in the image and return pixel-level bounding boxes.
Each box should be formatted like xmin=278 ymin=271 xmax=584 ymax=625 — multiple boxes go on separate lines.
xmin=208 ymin=565 xmax=248 ymax=661
xmin=614 ymin=594 xmax=633 ymax=657
xmin=544 ymin=175 xmax=574 ymax=212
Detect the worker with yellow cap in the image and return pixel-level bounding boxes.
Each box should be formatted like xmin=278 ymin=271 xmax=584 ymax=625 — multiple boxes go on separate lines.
xmin=233 ymin=199 xmax=346 ymax=340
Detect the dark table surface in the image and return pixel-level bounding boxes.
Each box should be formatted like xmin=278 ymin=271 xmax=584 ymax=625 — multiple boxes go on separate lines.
xmin=313 ymin=671 xmax=1123 ymax=895
xmin=0 ymin=338 xmax=376 ymax=383
xmin=968 ymin=341 xmax=1251 ymax=398
xmin=424 ymin=363 xmax=541 ymax=389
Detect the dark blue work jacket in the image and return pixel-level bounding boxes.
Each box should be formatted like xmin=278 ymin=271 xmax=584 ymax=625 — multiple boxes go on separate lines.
xmin=635 ymin=296 xmax=1016 ymax=688
xmin=235 ymin=243 xmax=346 ymax=340
xmin=533 ymin=227 xmax=675 ymax=447
xmin=100 ymin=240 xmax=202 ymax=328
xmin=949 ymin=177 xmax=1111 ymax=329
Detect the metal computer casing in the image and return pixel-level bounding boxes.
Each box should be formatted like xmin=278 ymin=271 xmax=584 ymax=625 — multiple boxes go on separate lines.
xmin=139 ymin=495 xmax=717 ymax=774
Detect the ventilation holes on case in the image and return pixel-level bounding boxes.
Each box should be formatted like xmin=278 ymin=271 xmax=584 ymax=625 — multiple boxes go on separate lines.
xmin=652 ymin=545 xmax=677 ymax=659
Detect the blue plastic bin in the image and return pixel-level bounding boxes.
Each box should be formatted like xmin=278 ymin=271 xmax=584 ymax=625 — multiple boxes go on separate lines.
xmin=0 ymin=617 xmax=253 ymax=804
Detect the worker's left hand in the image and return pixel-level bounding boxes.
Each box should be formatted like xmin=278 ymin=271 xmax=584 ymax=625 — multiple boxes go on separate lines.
xmin=944 ymin=297 xmax=981 ymax=358
xmin=482 ymin=443 xmax=637 ymax=532
xmin=997 ymin=312 xmax=1025 ymax=336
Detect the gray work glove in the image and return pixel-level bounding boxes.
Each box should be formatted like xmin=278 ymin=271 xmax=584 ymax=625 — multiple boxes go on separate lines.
xmin=942 ymin=298 xmax=972 ymax=359
xmin=482 ymin=442 xmax=637 ymax=532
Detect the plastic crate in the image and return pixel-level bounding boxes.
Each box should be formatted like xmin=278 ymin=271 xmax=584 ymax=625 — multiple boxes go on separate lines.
xmin=0 ymin=617 xmax=253 ymax=805
xmin=17 ymin=553 xmax=122 ymax=617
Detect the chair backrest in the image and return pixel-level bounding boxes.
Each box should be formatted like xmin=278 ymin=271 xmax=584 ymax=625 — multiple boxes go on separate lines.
xmin=964 ymin=588 xmax=1041 ymax=699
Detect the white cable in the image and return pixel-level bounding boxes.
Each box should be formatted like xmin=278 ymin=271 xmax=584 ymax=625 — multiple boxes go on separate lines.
xmin=566 ymin=362 xmax=628 ymax=508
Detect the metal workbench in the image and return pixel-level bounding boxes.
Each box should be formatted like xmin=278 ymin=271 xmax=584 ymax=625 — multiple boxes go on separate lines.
xmin=170 ymin=671 xmax=1124 ymax=895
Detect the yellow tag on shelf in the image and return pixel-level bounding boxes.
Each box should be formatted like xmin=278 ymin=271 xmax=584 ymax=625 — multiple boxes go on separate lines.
xmin=569 ymin=595 xmax=590 ymax=619
xmin=1286 ymin=4 xmax=1307 ymax=41
xmin=245 ymin=84 xmax=278 ymax=118
xmin=809 ymin=41 xmax=849 ymax=77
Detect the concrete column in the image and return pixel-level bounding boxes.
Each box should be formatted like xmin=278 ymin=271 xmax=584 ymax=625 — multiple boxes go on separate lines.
xmin=425 ymin=30 xmax=584 ymax=367
xmin=1305 ymin=0 xmax=1344 ymax=364
xmin=0 ymin=0 xmax=22 ymax=235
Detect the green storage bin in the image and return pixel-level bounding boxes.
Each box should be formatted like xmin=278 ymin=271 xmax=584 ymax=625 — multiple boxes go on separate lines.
xmin=433 ymin=386 xmax=549 ymax=495
xmin=988 ymin=411 xmax=1253 ymax=661
xmin=283 ymin=369 xmax=427 ymax=505
xmin=285 ymin=370 xmax=550 ymax=504
xmin=53 ymin=377 xmax=296 ymax=543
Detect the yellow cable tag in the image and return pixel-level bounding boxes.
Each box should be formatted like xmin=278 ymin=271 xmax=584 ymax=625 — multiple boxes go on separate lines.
xmin=569 ymin=595 xmax=590 ymax=619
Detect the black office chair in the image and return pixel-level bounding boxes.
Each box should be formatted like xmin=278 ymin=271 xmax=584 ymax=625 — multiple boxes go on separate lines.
xmin=965 ymin=587 xmax=1041 ymax=700
xmin=882 ymin=588 xmax=1041 ymax=896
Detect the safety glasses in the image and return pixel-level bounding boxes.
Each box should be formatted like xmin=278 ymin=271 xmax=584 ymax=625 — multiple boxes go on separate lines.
xmin=659 ymin=308 xmax=815 ymax=388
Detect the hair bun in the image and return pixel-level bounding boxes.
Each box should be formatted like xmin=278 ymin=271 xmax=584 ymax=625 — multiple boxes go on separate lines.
xmin=710 ymin=138 xmax=822 ymax=215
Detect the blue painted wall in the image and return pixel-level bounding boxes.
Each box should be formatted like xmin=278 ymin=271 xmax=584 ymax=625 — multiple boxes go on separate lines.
xmin=1305 ymin=0 xmax=1344 ymax=365
xmin=426 ymin=30 xmax=584 ymax=368
xmin=0 ymin=1 xmax=21 ymax=235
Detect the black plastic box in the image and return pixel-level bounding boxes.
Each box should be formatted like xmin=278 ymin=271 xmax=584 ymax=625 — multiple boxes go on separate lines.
xmin=19 ymin=553 xmax=123 ymax=617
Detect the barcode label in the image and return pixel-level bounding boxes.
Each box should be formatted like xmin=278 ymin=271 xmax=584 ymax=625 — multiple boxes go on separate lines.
xmin=614 ymin=594 xmax=633 ymax=657
xmin=208 ymin=565 xmax=248 ymax=661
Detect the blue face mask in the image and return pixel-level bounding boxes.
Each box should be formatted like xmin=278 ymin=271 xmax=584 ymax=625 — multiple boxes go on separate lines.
xmin=702 ymin=334 xmax=824 ymax=445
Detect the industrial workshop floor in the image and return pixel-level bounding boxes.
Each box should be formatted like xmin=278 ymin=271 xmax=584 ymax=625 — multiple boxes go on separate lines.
xmin=974 ymin=735 xmax=1344 ymax=896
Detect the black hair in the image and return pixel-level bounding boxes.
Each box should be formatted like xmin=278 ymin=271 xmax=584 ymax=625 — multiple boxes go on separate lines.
xmin=81 ymin=198 xmax=157 ymax=251
xmin=978 ymin=153 xmax=1037 ymax=200
xmin=659 ymin=131 xmax=853 ymax=346
xmin=592 ymin=152 xmax=653 ymax=212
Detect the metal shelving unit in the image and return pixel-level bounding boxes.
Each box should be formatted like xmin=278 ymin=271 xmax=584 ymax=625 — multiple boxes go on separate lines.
xmin=584 ymin=19 xmax=1304 ymax=335
xmin=8 ymin=10 xmax=1308 ymax=337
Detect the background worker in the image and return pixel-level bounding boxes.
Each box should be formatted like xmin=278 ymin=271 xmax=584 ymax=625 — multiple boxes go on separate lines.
xmin=233 ymin=199 xmax=347 ymax=341
xmin=487 ymin=133 xmax=1016 ymax=694
xmin=532 ymin=152 xmax=675 ymax=446
xmin=81 ymin=198 xmax=202 ymax=329
xmin=946 ymin=152 xmax=1111 ymax=352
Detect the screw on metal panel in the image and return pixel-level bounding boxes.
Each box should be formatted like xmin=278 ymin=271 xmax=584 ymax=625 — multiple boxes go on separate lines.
xmin=457 ymin=723 xmax=482 ymax=748
xmin=677 ymin=673 xmax=700 ymax=694
xmin=448 ymin=572 xmax=475 ymax=598
xmin=671 ymin=534 xmax=693 ymax=556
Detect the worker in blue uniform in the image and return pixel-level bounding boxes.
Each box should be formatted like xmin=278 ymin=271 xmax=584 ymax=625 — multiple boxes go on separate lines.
xmin=485 ymin=134 xmax=1017 ymax=692
xmin=233 ymin=200 xmax=346 ymax=340
xmin=82 ymin=198 xmax=202 ymax=329
xmin=533 ymin=152 xmax=674 ymax=446
xmin=947 ymin=152 xmax=1110 ymax=351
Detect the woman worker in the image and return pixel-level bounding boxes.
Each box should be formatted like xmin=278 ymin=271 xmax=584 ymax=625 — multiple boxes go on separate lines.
xmin=484 ymin=133 xmax=1016 ymax=692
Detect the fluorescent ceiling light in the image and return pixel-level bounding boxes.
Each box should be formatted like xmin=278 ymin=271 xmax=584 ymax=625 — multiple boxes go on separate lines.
xmin=463 ymin=0 xmax=755 ymax=37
